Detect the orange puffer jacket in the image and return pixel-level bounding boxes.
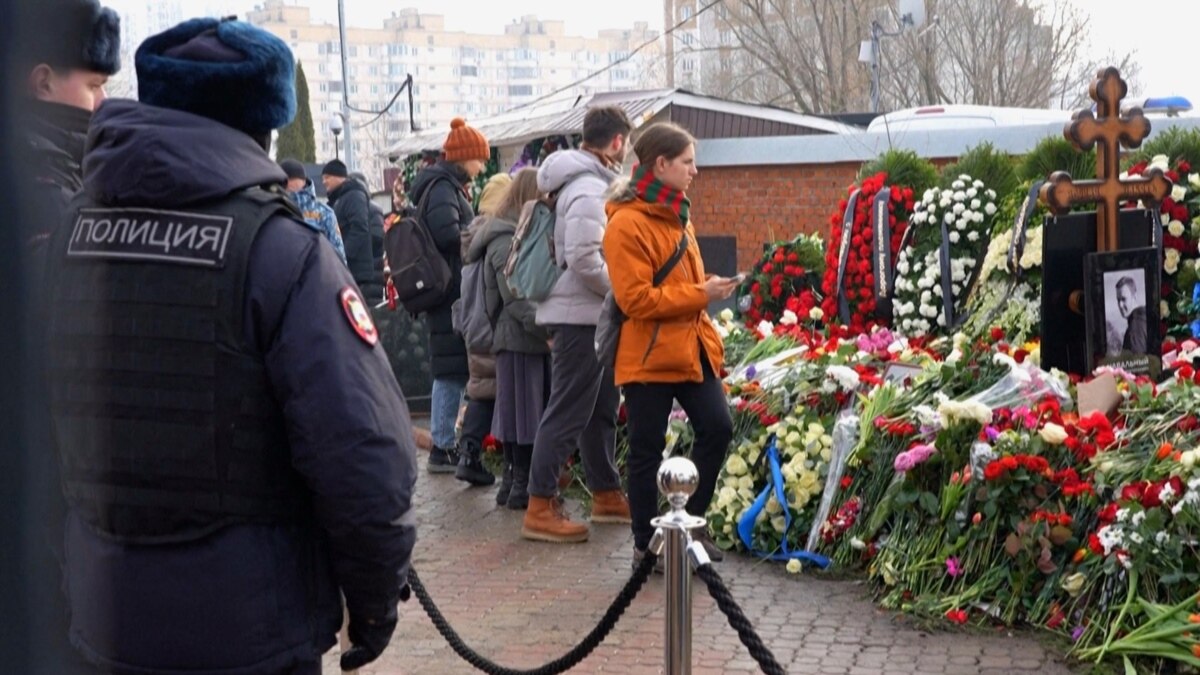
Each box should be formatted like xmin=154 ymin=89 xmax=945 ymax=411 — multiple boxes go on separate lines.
xmin=602 ymin=178 xmax=724 ymax=387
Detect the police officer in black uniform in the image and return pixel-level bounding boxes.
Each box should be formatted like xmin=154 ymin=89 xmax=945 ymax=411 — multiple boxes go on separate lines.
xmin=43 ymin=18 xmax=417 ymax=674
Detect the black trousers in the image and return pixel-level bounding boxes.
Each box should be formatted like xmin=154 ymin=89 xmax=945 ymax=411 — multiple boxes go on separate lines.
xmin=623 ymin=357 xmax=733 ymax=551
xmin=460 ymin=397 xmax=494 ymax=451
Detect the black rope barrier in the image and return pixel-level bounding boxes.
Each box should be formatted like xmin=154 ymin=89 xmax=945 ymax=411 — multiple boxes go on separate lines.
xmin=407 ymin=552 xmax=657 ymax=675
xmin=694 ymin=564 xmax=788 ymax=675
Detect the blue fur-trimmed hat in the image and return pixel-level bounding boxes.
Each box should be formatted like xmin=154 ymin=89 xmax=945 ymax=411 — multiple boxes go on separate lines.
xmin=17 ymin=0 xmax=121 ymax=75
xmin=136 ymin=17 xmax=296 ymax=136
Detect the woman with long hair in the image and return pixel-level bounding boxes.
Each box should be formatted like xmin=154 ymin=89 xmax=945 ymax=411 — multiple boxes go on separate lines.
xmin=602 ymin=122 xmax=738 ymax=567
xmin=465 ymin=168 xmax=550 ymax=508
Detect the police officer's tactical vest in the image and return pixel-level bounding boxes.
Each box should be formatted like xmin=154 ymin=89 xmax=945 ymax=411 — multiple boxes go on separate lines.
xmin=45 ymin=188 xmax=311 ymax=544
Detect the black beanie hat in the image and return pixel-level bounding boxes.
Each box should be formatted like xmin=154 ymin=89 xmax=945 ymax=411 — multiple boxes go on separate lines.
xmin=322 ymin=159 xmax=348 ymax=178
xmin=279 ymin=159 xmax=306 ymax=180
xmin=137 ymin=17 xmax=296 ymax=136
xmin=17 ymin=0 xmax=121 ymax=75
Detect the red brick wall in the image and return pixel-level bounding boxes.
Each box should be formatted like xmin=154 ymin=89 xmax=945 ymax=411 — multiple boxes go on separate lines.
xmin=690 ymin=159 xmax=955 ymax=271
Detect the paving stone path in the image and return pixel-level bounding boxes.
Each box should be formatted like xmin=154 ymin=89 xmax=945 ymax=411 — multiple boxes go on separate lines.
xmin=322 ymin=456 xmax=1083 ymax=675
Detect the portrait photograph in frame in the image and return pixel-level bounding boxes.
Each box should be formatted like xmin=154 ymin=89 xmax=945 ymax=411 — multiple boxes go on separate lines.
xmin=1083 ymin=247 xmax=1161 ymax=376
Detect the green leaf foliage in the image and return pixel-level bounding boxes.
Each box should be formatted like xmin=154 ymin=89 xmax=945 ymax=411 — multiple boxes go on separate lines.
xmin=858 ymin=149 xmax=939 ymax=195
xmin=1126 ymin=125 xmax=1200 ymax=169
xmin=1017 ymin=135 xmax=1095 ymax=183
xmin=276 ymin=61 xmax=316 ymax=163
xmin=939 ymin=142 xmax=1020 ymax=198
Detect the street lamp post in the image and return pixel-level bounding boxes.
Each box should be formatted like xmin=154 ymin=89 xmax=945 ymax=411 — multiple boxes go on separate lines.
xmin=330 ymin=112 xmax=343 ymax=160
xmin=336 ymin=0 xmax=354 ymax=170
xmin=858 ymin=0 xmax=932 ymax=114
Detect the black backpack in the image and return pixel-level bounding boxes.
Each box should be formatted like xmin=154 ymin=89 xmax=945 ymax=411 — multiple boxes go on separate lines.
xmin=384 ymin=180 xmax=453 ymax=314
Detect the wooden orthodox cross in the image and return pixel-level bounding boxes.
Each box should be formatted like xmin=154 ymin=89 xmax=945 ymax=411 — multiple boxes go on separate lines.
xmin=1039 ymin=67 xmax=1172 ymax=251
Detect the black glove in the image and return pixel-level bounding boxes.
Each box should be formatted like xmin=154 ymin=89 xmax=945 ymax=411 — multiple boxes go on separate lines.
xmin=340 ymin=604 xmax=399 ymax=671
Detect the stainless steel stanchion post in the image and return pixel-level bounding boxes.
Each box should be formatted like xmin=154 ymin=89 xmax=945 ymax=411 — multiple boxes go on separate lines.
xmin=652 ymin=457 xmax=708 ymax=675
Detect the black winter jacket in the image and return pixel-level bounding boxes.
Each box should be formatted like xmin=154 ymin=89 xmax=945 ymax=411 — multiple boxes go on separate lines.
xmin=409 ymin=161 xmax=474 ymax=378
xmin=329 ymin=178 xmax=383 ymax=301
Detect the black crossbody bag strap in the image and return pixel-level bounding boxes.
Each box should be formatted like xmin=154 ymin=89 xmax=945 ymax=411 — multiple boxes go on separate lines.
xmin=652 ymin=230 xmax=690 ymax=287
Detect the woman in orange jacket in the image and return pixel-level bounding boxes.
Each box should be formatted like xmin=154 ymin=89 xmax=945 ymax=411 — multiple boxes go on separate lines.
xmin=602 ymin=122 xmax=739 ymax=568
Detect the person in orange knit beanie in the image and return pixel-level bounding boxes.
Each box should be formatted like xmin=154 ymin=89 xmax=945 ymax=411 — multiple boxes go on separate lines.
xmin=407 ymin=118 xmax=495 ymax=477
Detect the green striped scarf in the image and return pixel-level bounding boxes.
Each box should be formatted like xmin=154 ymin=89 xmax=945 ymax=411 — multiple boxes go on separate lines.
xmin=632 ymin=164 xmax=690 ymax=226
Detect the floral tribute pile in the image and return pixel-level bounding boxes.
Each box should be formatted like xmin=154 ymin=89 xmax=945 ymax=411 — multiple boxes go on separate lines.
xmin=892 ymin=175 xmax=999 ymax=337
xmin=1125 ymin=154 xmax=1200 ymax=338
xmin=707 ymin=313 xmax=1200 ymax=671
xmin=819 ymin=172 xmax=917 ymax=333
xmin=680 ymin=141 xmax=1200 ymax=673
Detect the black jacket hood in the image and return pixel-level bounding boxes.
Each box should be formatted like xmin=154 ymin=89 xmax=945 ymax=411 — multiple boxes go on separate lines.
xmin=82 ymin=99 xmax=286 ymax=208
xmin=328 ymin=176 xmax=370 ymax=205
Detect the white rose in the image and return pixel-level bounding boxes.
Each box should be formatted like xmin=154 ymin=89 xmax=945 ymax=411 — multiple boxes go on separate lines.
xmin=984 ymin=202 xmax=997 ymax=216
xmin=780 ymin=309 xmax=798 ymax=326
xmin=954 ymin=191 xmax=967 ymax=202
xmin=968 ymin=231 xmax=980 ymax=242
xmin=970 ymin=199 xmax=982 ymax=210
xmin=949 ymin=231 xmax=961 ymax=244
xmin=1172 ymin=184 xmax=1188 ymax=203
xmin=944 ymin=212 xmax=955 ymax=224
xmin=952 ymin=180 xmax=965 ymax=190
xmin=809 ymin=307 xmax=824 ymax=321
xmin=786 ymin=559 xmax=803 ymax=574
xmin=1166 ymin=248 xmax=1181 ymax=274
xmin=1169 ymin=220 xmax=1185 ymax=237
xmin=1151 ymin=154 xmax=1170 ymax=171
xmin=1039 ymin=423 xmax=1068 ymax=445
xmin=756 ymin=320 xmax=774 ymax=338
xmin=1190 ymin=173 xmax=1200 ymax=191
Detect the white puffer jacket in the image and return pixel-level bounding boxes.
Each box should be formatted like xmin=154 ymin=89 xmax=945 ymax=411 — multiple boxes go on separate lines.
xmin=534 ymin=149 xmax=619 ymax=326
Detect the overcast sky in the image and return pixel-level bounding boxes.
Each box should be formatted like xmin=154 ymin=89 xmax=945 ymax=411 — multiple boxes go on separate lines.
xmin=138 ymin=0 xmax=1199 ymax=112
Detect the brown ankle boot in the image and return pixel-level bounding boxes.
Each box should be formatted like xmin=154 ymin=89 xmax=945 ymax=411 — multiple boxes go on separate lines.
xmin=521 ymin=496 xmax=589 ymax=543
xmin=590 ymin=489 xmax=632 ymax=524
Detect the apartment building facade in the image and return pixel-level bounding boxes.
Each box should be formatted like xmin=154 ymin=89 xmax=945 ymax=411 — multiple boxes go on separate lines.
xmin=245 ymin=0 xmax=664 ymax=185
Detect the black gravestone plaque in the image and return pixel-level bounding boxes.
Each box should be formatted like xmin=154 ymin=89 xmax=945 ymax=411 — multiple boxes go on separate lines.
xmin=1040 ymin=208 xmax=1157 ymax=374
xmin=698 ymin=235 xmax=737 ymax=316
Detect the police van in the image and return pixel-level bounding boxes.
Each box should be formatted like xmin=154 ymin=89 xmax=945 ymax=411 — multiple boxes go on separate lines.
xmin=867 ymin=98 xmax=1194 ymax=134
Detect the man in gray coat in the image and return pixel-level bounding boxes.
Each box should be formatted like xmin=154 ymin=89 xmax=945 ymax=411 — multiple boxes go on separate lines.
xmin=522 ymin=107 xmax=634 ymax=542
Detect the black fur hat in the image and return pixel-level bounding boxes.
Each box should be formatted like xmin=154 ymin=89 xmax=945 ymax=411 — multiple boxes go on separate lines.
xmin=137 ymin=17 xmax=296 ymax=136
xmin=18 ymin=0 xmax=121 ymax=75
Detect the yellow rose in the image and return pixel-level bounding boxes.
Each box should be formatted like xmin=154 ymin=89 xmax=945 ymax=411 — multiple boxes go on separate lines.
xmin=738 ymin=475 xmax=755 ymax=491
xmin=771 ymin=515 xmax=786 ymax=533
xmin=726 ymin=454 xmax=749 ymax=476
xmin=786 ymin=559 xmax=803 ymax=574
xmin=1061 ymin=572 xmax=1086 ymax=598
xmin=765 ymin=495 xmax=783 ymax=515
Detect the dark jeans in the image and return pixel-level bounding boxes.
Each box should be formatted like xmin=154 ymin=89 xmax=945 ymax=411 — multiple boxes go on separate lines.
xmin=623 ymin=358 xmax=733 ymax=551
xmin=528 ymin=324 xmax=621 ymax=497
xmin=460 ymin=397 xmax=494 ymax=451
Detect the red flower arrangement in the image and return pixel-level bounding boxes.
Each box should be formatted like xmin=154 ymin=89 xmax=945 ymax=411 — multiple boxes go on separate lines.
xmin=739 ymin=234 xmax=826 ymax=327
xmin=819 ymin=172 xmax=917 ymax=333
